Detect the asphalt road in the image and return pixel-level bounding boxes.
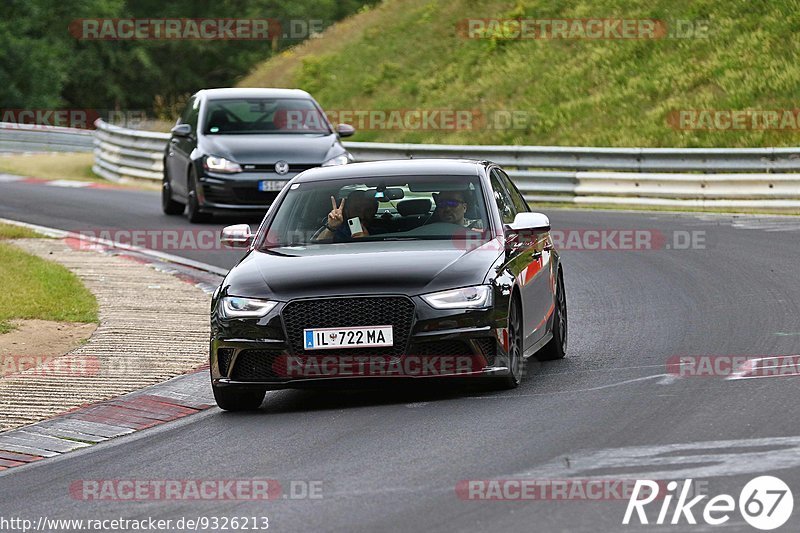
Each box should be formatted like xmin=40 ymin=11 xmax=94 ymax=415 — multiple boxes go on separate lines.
xmin=0 ymin=180 xmax=259 ymax=270
xmin=1 ymin=180 xmax=800 ymax=532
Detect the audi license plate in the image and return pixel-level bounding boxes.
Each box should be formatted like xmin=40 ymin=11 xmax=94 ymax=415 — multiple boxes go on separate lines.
xmin=258 ymin=180 xmax=285 ymax=192
xmin=303 ymin=326 xmax=394 ymax=350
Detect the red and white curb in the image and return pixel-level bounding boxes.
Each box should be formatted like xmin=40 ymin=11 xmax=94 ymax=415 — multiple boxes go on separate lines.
xmin=0 ymin=217 xmax=229 ymax=280
xmin=0 ymin=368 xmax=214 ymax=471
xmin=0 ymin=173 xmax=120 ymax=189
xmin=0 ymin=218 xmax=226 ymax=472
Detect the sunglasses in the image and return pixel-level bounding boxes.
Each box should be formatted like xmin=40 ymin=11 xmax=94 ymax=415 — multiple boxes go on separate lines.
xmin=436 ymin=199 xmax=466 ymax=208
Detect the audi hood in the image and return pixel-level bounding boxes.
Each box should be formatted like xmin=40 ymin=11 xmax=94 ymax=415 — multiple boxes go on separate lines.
xmin=220 ymin=239 xmax=505 ymax=300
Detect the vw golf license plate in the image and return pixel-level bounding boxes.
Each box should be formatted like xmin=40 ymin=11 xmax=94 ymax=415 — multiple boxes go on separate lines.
xmin=303 ymin=326 xmax=393 ymax=350
xmin=258 ymin=180 xmax=285 ymax=192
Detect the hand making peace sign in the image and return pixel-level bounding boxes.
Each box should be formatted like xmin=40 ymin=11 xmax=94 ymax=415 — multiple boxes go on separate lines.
xmin=327 ymin=196 xmax=346 ymax=229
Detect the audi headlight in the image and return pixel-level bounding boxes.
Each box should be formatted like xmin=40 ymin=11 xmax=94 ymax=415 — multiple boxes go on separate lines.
xmin=220 ymin=297 xmax=277 ymax=318
xmin=321 ymin=153 xmax=352 ymax=166
xmin=421 ymin=285 xmax=493 ymax=309
xmin=204 ymin=155 xmax=242 ymax=173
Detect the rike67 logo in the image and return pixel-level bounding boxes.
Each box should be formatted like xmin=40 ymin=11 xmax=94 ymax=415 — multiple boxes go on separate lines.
xmin=623 ymin=476 xmax=793 ymax=530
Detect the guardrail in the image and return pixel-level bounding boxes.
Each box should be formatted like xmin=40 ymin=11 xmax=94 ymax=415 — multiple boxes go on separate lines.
xmin=92 ymin=120 xmax=800 ymax=208
xmin=0 ymin=122 xmax=94 ymax=153
xmin=93 ymin=121 xmax=168 ymax=182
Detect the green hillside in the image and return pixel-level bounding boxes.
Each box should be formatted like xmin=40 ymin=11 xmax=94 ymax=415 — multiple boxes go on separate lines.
xmin=238 ymin=0 xmax=800 ymax=147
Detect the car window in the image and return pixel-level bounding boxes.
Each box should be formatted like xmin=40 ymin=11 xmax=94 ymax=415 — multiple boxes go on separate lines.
xmin=179 ymin=97 xmax=194 ymax=125
xmin=490 ymin=170 xmax=516 ymax=224
xmin=498 ymin=169 xmax=529 ymax=213
xmin=179 ymin=97 xmax=200 ymax=132
xmin=203 ymin=97 xmax=331 ymax=135
xmin=258 ymin=175 xmax=490 ymax=248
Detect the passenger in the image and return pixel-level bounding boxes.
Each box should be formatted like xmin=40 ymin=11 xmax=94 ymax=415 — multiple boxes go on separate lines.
xmin=314 ymin=189 xmax=379 ymax=242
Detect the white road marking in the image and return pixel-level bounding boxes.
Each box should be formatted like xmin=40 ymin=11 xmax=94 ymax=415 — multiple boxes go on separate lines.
xmin=0 ymin=217 xmax=229 ymax=276
xmin=468 ymin=374 xmax=671 ymax=400
xmin=534 ymin=363 xmax=671 ymax=377
xmin=727 ymin=355 xmax=800 ymax=381
xmin=731 ymin=219 xmax=800 ymax=232
xmin=0 ymin=174 xmax=24 ymax=182
xmin=656 ymin=374 xmax=678 ymax=385
xmin=690 ymin=215 xmax=800 ymax=232
xmin=515 ymin=435 xmax=800 ymax=480
xmin=45 ymin=180 xmax=92 ymax=188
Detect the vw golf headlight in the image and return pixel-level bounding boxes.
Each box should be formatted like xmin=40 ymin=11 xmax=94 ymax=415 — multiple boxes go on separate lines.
xmin=204 ymin=155 xmax=242 ymax=173
xmin=220 ymin=296 xmax=277 ymax=318
xmin=421 ymin=285 xmax=493 ymax=309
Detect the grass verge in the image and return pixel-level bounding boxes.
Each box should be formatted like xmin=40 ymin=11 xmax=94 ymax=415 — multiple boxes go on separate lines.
xmin=0 ymin=153 xmax=97 ymax=181
xmin=0 ymin=152 xmax=159 ymax=190
xmin=0 ymin=222 xmax=43 ymax=240
xmin=0 ymin=223 xmax=98 ymax=334
xmin=239 ymin=0 xmax=800 ymax=148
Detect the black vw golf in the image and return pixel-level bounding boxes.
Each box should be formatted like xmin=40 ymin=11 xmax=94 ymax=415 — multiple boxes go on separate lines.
xmin=210 ymin=159 xmax=567 ymax=410
xmin=162 ymin=88 xmax=355 ymax=223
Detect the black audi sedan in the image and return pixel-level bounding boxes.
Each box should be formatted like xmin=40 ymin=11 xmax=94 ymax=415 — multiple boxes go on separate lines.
xmin=210 ymin=159 xmax=567 ymax=410
xmin=162 ymin=88 xmax=355 ymax=223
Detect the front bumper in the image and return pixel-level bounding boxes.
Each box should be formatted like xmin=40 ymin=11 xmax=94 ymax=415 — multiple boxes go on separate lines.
xmin=213 ymin=366 xmax=512 ymax=390
xmin=210 ymin=296 xmax=510 ymax=388
xmin=197 ymin=170 xmax=300 ymax=211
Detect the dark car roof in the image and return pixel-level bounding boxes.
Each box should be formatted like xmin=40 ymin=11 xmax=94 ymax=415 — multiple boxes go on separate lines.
xmin=197 ymin=88 xmax=313 ymax=101
xmin=294 ymin=159 xmax=487 ymax=183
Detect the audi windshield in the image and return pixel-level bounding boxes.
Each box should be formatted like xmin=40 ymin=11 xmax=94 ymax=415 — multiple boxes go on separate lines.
xmin=258 ymin=174 xmax=492 ymax=248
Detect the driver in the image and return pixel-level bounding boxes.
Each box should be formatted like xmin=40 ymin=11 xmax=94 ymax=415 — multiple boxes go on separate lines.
xmin=314 ymin=189 xmax=379 ymax=242
xmin=431 ymin=190 xmax=483 ymax=230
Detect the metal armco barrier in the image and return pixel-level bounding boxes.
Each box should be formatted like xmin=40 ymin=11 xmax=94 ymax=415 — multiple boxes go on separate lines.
xmin=92 ymin=121 xmax=167 ymax=182
xmin=0 ymin=122 xmax=94 ymax=153
xmin=85 ymin=120 xmax=800 ymax=208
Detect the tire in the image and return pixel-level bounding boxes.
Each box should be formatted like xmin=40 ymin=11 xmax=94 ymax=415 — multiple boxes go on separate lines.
xmin=186 ymin=168 xmax=211 ymax=223
xmin=493 ymin=295 xmax=525 ymax=390
xmin=161 ymin=167 xmax=185 ymax=215
xmin=537 ymin=269 xmax=567 ymax=361
xmin=212 ymin=383 xmax=266 ymax=411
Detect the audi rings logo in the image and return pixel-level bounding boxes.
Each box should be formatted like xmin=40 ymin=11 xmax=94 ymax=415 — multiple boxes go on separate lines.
xmin=274 ymin=160 xmax=289 ymax=175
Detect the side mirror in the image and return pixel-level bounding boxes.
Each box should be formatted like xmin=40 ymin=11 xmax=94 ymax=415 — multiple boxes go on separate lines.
xmin=336 ymin=123 xmax=356 ymax=137
xmin=220 ymin=224 xmax=253 ymax=248
xmin=506 ymin=212 xmax=550 ymax=233
xmin=170 ymin=123 xmax=192 ymax=137
xmin=504 ymin=213 xmax=551 ymax=251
